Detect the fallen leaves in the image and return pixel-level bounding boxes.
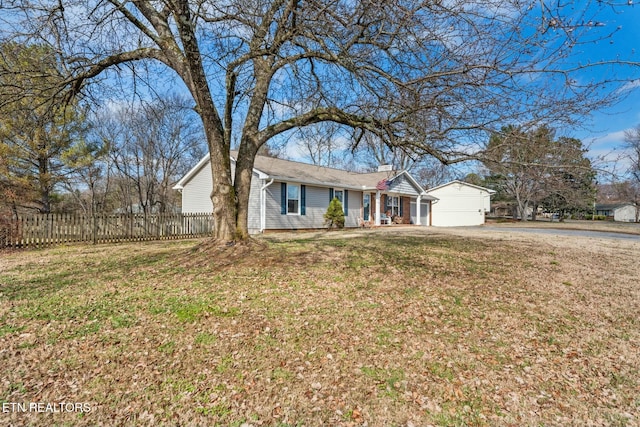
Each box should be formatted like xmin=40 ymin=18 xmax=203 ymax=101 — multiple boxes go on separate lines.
xmin=0 ymin=230 xmax=639 ymax=426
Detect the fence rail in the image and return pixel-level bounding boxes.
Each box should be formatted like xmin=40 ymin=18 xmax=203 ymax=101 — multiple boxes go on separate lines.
xmin=0 ymin=212 xmax=214 ymax=248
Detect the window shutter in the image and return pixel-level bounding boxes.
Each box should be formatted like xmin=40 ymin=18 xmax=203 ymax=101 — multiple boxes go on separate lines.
xmin=329 ymin=188 xmax=334 ymax=202
xmin=399 ymin=196 xmax=403 ymax=217
xmin=301 ymin=185 xmax=306 ymax=215
xmin=281 ymin=183 xmax=287 ymax=215
xmin=344 ymin=190 xmax=349 ymax=215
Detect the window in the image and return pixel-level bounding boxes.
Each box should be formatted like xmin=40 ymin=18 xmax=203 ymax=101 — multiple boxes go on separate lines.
xmin=334 ymin=190 xmax=343 ymax=204
xmin=332 ymin=189 xmax=348 ymax=215
xmin=363 ymin=194 xmax=370 ymax=220
xmin=281 ymin=183 xmax=305 ymax=215
xmin=387 ymin=195 xmax=400 ymax=216
xmin=287 ymin=184 xmax=300 ymax=214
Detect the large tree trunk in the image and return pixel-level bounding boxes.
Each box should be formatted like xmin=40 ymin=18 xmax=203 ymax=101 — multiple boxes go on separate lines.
xmin=531 ymin=203 xmax=538 ymax=221
xmin=231 ymin=60 xmax=271 ymax=240
xmin=514 ymin=191 xmax=528 ymax=221
xmin=207 ymin=140 xmax=236 ymax=241
xmin=169 ymin=0 xmax=241 ymax=242
xmin=199 ymin=109 xmax=236 ymax=241
xmin=234 ymin=141 xmax=259 ymax=240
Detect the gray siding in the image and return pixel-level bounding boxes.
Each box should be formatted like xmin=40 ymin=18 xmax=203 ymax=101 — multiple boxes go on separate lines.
xmin=345 ymin=190 xmax=362 ymax=227
xmin=388 ymin=174 xmax=420 ymax=196
xmin=182 ymin=160 xmax=261 ymax=231
xmin=181 ymin=163 xmax=213 ymax=213
xmin=265 ymin=183 xmax=362 ymax=230
xmin=247 ymin=173 xmax=262 ymax=233
xmin=180 ymin=158 xmax=369 ymax=231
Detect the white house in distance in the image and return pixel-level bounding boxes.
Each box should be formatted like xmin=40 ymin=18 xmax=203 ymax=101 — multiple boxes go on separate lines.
xmin=426 ymin=180 xmax=496 ymax=227
xmin=595 ymin=203 xmax=638 ymax=222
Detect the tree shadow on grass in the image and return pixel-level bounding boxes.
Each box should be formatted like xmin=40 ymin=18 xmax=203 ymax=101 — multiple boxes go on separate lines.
xmin=0 ymin=251 xmax=172 ymax=301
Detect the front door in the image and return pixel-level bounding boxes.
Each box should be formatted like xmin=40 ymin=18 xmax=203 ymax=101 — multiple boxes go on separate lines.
xmin=363 ymin=193 xmax=370 ymax=221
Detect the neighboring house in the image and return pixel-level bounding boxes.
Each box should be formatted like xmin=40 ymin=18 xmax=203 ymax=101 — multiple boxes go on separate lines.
xmin=595 ymin=203 xmax=638 ymax=222
xmin=173 ymin=152 xmax=437 ymax=234
xmin=426 ymin=180 xmax=496 ymax=227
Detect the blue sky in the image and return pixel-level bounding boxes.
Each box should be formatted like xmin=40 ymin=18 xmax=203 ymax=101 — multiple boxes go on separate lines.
xmin=5 ymin=0 xmax=635 ymax=176
xmin=279 ymin=3 xmax=640 ymax=175
xmin=568 ymin=3 xmax=640 ymax=175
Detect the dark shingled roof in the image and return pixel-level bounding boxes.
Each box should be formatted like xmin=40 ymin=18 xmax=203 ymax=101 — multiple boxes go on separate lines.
xmin=243 ymin=152 xmax=395 ymax=190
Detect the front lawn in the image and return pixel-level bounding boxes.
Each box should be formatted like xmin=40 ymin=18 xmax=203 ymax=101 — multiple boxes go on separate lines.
xmin=0 ymin=231 xmax=638 ymax=426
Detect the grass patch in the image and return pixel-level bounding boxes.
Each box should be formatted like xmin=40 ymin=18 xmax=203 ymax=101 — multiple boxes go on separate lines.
xmin=149 ymin=296 xmax=239 ymax=322
xmin=361 ymin=366 xmax=406 ymax=398
xmin=0 ymin=231 xmax=638 ymax=426
xmin=0 ymin=321 xmax=26 ymax=337
xmin=194 ymin=332 xmax=216 ymax=346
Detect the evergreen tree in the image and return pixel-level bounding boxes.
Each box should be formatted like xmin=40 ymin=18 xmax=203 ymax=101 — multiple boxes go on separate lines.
xmin=324 ymin=197 xmax=345 ymax=229
xmin=0 ymin=42 xmax=89 ymax=213
xmin=484 ymin=126 xmax=595 ymax=220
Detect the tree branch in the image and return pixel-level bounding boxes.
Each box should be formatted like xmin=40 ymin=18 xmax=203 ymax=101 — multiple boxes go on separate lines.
xmin=257 ymin=106 xmax=385 ymax=146
xmin=66 ymin=48 xmax=168 ymax=97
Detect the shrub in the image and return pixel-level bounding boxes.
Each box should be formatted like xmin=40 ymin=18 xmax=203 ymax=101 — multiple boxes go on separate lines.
xmin=324 ymin=197 xmax=345 ymax=229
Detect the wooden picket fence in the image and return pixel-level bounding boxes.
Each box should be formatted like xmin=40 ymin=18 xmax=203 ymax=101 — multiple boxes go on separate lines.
xmin=0 ymin=212 xmax=214 ymax=248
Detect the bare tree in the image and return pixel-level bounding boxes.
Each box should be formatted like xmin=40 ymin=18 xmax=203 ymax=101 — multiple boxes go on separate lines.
xmin=540 ymin=137 xmax=596 ymax=220
xmin=623 ymin=125 xmax=640 ymax=221
xmin=60 ymin=138 xmax=112 ymax=215
xmin=296 ymin=122 xmax=345 ymax=168
xmin=1 ymin=0 xmax=638 ymax=240
xmin=354 ymin=133 xmax=417 ymax=171
xmin=625 ymin=125 xmax=640 ymax=185
xmin=485 ymin=126 xmax=595 ymax=220
xmin=97 ymin=95 xmax=205 ymax=214
xmin=414 ymin=159 xmax=456 ymax=190
xmin=484 ymin=126 xmax=548 ymax=220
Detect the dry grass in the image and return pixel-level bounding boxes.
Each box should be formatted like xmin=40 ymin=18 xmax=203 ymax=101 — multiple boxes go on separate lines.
xmin=0 ymin=226 xmax=639 ymax=426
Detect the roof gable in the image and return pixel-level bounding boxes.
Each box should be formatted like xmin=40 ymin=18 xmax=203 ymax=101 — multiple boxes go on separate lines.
xmin=173 ymin=154 xmax=210 ymax=190
xmin=426 ymin=180 xmax=496 ymax=195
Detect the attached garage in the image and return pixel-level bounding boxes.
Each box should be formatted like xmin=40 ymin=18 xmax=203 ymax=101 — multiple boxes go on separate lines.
xmin=426 ymin=180 xmax=495 ymax=227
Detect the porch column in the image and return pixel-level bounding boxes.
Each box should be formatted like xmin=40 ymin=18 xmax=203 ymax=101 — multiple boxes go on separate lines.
xmin=375 ymin=190 xmax=381 ymax=226
xmin=416 ymin=195 xmax=422 ymax=225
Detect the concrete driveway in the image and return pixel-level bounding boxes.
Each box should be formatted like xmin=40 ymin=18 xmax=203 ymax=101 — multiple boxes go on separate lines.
xmin=480 ymin=225 xmax=640 ymax=241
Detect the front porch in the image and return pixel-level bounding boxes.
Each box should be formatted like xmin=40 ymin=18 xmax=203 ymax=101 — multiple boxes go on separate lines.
xmin=361 ymin=192 xmax=433 ymax=227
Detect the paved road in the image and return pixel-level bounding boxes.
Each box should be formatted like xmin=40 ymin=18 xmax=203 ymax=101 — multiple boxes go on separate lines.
xmin=481 ymin=226 xmax=640 ymax=241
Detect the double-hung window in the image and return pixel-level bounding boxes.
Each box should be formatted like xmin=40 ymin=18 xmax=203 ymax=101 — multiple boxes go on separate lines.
xmin=287 ymin=184 xmax=300 ymax=215
xmin=331 ymin=188 xmax=348 ymax=215
xmin=387 ymin=195 xmax=400 ymax=216
xmin=334 ymin=190 xmax=343 ymax=205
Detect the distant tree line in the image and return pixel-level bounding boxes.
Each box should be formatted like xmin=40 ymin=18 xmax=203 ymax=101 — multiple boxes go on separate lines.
xmin=483 ymin=126 xmax=596 ymax=221
xmin=3 ymin=0 xmax=638 ymax=241
xmin=2 ymin=39 xmax=635 ymax=226
xmin=457 ymin=124 xmax=640 ymax=222
xmin=0 ymin=43 xmax=205 ymax=217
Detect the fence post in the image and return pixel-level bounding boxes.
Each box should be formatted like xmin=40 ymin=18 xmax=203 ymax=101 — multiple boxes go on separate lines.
xmin=92 ymin=212 xmax=97 ymax=244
